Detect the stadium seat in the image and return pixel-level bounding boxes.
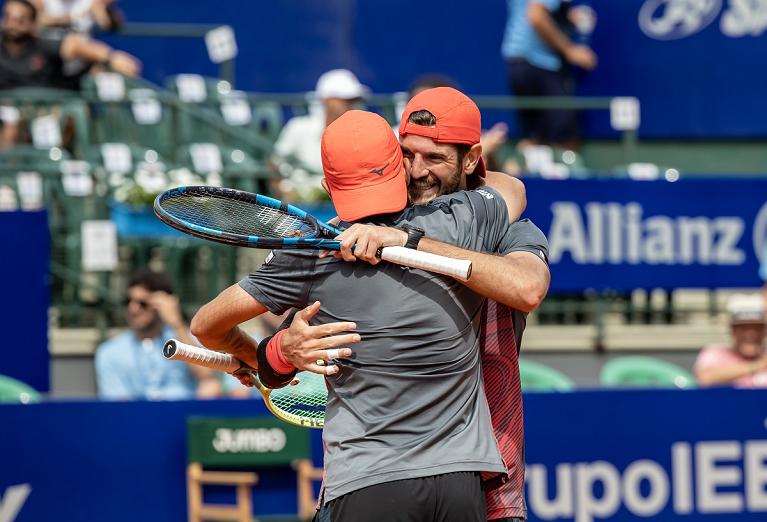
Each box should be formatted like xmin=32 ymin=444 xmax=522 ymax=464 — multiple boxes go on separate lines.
xmin=0 ymin=375 xmax=41 ymax=404
xmin=293 ymin=459 xmax=323 ymax=520
xmin=186 ymin=417 xmax=259 ymax=522
xmin=600 ymin=356 xmax=696 ymax=389
xmin=175 ymin=142 xmax=271 ymax=193
xmin=518 ymin=359 xmax=575 ymax=391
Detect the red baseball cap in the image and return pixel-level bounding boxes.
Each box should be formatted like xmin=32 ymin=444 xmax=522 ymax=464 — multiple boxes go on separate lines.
xmin=321 ymin=110 xmax=407 ymax=222
xmin=398 ymin=87 xmax=486 ymax=177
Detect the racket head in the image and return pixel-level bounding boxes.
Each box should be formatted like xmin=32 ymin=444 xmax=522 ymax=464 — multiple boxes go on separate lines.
xmin=154 ymin=186 xmax=343 ymax=250
xmin=256 ymin=371 xmax=327 ymax=429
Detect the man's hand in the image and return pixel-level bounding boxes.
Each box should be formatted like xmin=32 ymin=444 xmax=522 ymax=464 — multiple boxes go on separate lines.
xmin=108 ymin=50 xmax=141 ymax=77
xmin=281 ymin=301 xmax=359 ymax=375
xmin=330 ymin=224 xmax=408 ymax=264
xmin=564 ymin=44 xmax=597 ymax=70
xmin=149 ymin=291 xmax=185 ymax=330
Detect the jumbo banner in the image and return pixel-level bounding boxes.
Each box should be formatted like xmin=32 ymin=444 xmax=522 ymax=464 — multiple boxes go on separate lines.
xmin=523 ymin=178 xmax=767 ymax=291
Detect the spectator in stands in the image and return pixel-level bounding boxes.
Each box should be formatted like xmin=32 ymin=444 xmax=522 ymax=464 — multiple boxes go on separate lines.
xmin=95 ymin=268 xmax=221 ymax=400
xmin=35 ymin=0 xmax=123 ymax=34
xmin=0 ymin=0 xmax=139 ymax=91
xmin=501 ymin=0 xmax=597 ymax=151
xmin=694 ymin=294 xmax=767 ymax=388
xmin=0 ymin=105 xmax=19 ymax=149
xmin=34 ymin=0 xmax=125 ymax=89
xmin=272 ymin=69 xmax=368 ymax=199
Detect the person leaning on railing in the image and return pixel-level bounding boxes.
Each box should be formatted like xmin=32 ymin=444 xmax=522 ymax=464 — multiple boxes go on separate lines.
xmin=694 ymin=294 xmax=767 ymax=388
xmin=0 ymin=0 xmax=140 ymax=92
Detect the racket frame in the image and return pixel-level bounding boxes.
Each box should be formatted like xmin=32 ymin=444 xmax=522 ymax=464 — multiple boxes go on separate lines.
xmin=163 ymin=339 xmax=325 ymax=429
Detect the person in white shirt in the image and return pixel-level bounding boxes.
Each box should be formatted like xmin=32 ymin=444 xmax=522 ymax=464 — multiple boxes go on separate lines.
xmin=272 ymin=69 xmax=368 ymax=200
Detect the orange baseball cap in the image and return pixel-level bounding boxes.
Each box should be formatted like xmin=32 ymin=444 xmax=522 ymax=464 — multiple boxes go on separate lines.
xmin=398 ymin=87 xmax=486 ymax=177
xmin=321 ymin=110 xmax=407 ymax=222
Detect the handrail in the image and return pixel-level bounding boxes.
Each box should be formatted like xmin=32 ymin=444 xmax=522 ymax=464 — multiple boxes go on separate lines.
xmin=105 ymin=22 xmax=236 ymax=85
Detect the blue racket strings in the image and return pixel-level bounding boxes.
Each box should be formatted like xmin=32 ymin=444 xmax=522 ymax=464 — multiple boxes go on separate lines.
xmin=161 ymin=192 xmax=315 ymax=239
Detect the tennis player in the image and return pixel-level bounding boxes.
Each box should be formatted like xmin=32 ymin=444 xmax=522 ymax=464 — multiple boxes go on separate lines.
xmin=191 ymin=109 xmax=546 ymax=521
xmin=262 ymin=88 xmax=548 ymax=521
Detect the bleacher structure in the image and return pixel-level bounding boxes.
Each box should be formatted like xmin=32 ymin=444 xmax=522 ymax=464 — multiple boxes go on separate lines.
xmin=0 ymin=73 xmax=741 ymax=361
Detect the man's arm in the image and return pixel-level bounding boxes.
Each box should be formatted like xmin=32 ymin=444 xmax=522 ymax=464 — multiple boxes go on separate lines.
xmin=417 ymin=240 xmax=549 ymax=312
xmin=483 ymin=170 xmax=526 ymax=222
xmin=149 ymin=291 xmax=221 ymax=397
xmin=695 ymin=353 xmax=767 ymax=386
xmin=528 ymin=1 xmax=597 ymax=70
xmin=190 ymin=284 xmax=268 ymax=369
xmin=59 ymin=33 xmax=141 ymax=77
xmin=333 ymin=224 xmax=549 ymax=312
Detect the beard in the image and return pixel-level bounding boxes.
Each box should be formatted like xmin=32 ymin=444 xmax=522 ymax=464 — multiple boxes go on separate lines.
xmin=407 ymin=167 xmax=462 ymax=205
xmin=2 ymin=29 xmax=32 ymax=44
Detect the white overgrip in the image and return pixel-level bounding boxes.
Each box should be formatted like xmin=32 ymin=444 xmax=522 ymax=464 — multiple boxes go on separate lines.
xmin=379 ymin=246 xmax=472 ymax=281
xmin=163 ymin=339 xmax=242 ymax=373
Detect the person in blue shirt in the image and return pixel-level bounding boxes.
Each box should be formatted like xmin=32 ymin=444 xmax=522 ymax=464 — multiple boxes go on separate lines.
xmin=501 ymin=0 xmax=597 ymax=150
xmin=94 ymin=268 xmax=221 ymax=400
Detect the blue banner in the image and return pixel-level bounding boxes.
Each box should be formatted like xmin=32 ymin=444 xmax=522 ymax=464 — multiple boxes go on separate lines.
xmin=523 ymin=388 xmax=767 ymax=521
xmin=110 ymin=0 xmax=767 ymax=138
xmin=523 ymin=178 xmax=767 ymax=291
xmin=0 ymin=211 xmax=49 ymax=392
xmin=1 ymin=389 xmax=766 ymax=521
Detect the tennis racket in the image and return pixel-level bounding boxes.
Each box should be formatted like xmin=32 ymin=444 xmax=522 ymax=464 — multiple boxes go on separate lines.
xmin=153 ymin=186 xmax=472 ymax=281
xmin=163 ymin=339 xmax=327 ymax=429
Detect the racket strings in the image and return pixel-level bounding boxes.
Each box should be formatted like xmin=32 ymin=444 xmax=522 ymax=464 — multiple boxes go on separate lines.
xmin=269 ymin=373 xmax=327 ymax=420
xmin=161 ymin=194 xmax=316 ymax=239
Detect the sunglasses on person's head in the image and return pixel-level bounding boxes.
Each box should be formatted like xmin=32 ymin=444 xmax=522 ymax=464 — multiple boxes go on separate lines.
xmin=124 ymin=297 xmax=151 ymax=310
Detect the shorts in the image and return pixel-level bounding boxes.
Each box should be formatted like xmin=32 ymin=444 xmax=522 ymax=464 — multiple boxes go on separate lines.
xmin=506 ymin=58 xmax=580 ymax=145
xmin=314 ymin=471 xmax=486 ymax=522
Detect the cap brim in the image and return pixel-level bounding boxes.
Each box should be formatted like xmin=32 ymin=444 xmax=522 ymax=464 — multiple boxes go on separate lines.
xmin=330 ymin=168 xmax=408 ymax=222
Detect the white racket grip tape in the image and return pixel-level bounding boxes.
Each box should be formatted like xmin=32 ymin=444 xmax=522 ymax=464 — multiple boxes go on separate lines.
xmin=163 ymin=339 xmax=241 ymax=373
xmin=379 ymin=246 xmax=472 ymax=281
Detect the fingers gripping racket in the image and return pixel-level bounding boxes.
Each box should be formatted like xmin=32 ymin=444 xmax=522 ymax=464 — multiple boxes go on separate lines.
xmin=163 ymin=339 xmax=327 ymax=429
xmin=154 ymin=186 xmax=472 ymax=281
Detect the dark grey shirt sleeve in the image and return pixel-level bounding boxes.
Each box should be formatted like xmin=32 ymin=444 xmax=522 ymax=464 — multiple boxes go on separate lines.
xmin=497 ymin=219 xmax=550 ymax=263
xmin=238 ymin=250 xmax=317 ymax=314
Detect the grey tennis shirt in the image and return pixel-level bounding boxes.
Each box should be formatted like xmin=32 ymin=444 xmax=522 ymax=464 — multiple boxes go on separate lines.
xmin=239 ymin=187 xmax=548 ymax=503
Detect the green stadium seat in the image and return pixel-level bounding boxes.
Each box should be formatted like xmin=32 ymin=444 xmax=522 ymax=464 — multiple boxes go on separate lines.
xmin=600 ymin=356 xmax=696 ymax=389
xmin=519 ymin=359 xmax=575 ymax=391
xmin=175 ymin=142 xmax=271 ymax=193
xmin=0 ymin=375 xmax=41 ymax=404
xmin=81 ymin=74 xmax=175 ymax=157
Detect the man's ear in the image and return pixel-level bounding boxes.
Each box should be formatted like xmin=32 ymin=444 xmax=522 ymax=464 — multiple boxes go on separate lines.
xmin=320 ymin=178 xmax=330 ymax=195
xmin=463 ymin=143 xmax=483 ymax=175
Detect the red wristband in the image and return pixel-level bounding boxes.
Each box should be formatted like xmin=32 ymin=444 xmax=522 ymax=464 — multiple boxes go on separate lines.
xmin=265 ymin=330 xmax=296 ymax=375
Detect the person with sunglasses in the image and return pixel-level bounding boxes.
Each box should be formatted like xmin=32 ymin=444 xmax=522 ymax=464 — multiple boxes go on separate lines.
xmin=94 ymin=268 xmax=221 ymax=400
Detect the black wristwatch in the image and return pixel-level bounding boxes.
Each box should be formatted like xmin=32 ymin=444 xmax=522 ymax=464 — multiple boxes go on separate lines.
xmin=400 ymin=224 xmax=425 ymax=250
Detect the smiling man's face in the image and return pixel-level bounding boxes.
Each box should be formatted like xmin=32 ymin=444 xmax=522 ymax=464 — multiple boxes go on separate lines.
xmin=400 ymin=134 xmax=467 ymax=205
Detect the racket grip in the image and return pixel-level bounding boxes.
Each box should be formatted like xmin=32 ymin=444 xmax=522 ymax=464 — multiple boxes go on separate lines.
xmin=163 ymin=339 xmax=243 ymax=373
xmin=379 ymin=246 xmax=472 ymax=281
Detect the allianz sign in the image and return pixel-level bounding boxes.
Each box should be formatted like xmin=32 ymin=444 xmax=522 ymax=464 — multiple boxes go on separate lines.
xmin=547 ymin=202 xmax=750 ymax=266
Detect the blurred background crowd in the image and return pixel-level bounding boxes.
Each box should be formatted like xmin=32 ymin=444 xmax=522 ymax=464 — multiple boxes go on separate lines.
xmin=1 ymin=0 xmax=766 ymax=399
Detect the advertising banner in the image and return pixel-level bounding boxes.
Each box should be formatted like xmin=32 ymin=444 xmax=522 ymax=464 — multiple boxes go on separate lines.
xmin=523 ymin=178 xmax=767 ymax=291
xmin=2 ymin=389 xmax=766 ymax=521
